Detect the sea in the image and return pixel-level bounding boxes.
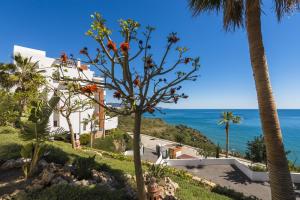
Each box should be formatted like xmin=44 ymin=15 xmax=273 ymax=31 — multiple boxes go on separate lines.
xmin=144 ymin=109 xmax=300 ymax=164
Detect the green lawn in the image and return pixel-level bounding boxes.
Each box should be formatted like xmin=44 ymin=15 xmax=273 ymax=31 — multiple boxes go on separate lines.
xmin=0 ymin=129 xmax=231 ymax=200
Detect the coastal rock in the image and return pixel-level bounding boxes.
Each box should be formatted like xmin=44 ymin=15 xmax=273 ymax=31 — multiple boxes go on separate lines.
xmin=51 ymin=176 xmax=68 ymax=185
xmin=0 ymin=189 xmax=25 ymax=200
xmin=0 ymin=158 xmax=26 ymax=170
xmin=91 ymin=169 xmax=114 ymax=185
xmin=40 ymin=169 xmax=55 ymax=185
xmin=26 ymin=183 xmax=44 ymax=191
xmin=38 ymin=159 xmax=49 ymax=168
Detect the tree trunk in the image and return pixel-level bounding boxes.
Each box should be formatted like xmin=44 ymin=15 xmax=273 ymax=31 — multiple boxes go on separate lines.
xmin=28 ymin=123 xmax=40 ymax=178
xmin=225 ymin=123 xmax=229 ymax=158
xmin=66 ymin=116 xmax=76 ymax=149
xmin=90 ymin=124 xmax=93 ymax=148
xmin=246 ymin=1 xmax=295 ymax=199
xmin=133 ymin=110 xmax=146 ymax=200
xmin=28 ymin=143 xmax=40 ymax=178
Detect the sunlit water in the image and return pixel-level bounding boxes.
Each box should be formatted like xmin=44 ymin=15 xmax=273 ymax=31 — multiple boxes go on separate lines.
xmin=145 ymin=109 xmax=300 ymax=164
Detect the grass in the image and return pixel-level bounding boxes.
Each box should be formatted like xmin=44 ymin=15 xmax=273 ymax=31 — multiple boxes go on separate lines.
xmin=0 ymin=128 xmax=231 ymax=200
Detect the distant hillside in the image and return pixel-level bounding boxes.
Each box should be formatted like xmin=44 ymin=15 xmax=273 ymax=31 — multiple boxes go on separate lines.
xmin=118 ymin=115 xmax=217 ymax=153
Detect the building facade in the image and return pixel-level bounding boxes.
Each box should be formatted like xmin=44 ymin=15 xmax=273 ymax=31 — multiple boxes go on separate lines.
xmin=13 ymin=45 xmax=118 ymax=136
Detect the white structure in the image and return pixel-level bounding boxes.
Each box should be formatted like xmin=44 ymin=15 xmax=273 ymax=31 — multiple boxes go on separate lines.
xmin=13 ymin=45 xmax=118 ymax=136
xmin=162 ymin=158 xmax=300 ymax=183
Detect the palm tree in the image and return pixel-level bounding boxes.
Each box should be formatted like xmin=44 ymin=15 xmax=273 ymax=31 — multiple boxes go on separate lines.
xmin=188 ymin=0 xmax=298 ymax=199
xmin=0 ymin=54 xmax=46 ymax=127
xmin=218 ymin=112 xmax=241 ymax=158
xmin=82 ymin=113 xmax=98 ymax=148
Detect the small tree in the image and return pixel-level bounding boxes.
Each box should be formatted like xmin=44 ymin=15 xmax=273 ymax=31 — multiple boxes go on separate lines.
xmin=54 ymin=82 xmax=93 ymax=149
xmin=0 ymin=54 xmax=46 ymax=127
xmin=216 ymin=143 xmax=221 ymax=158
xmin=245 ymin=135 xmax=267 ymax=164
xmin=82 ymin=113 xmax=98 ymax=148
xmin=57 ymin=13 xmax=199 ymax=199
xmin=0 ymin=90 xmax=18 ymax=126
xmin=22 ymin=93 xmax=59 ymax=178
xmin=218 ymin=111 xmax=241 ymax=158
xmin=174 ymin=133 xmax=186 ymax=146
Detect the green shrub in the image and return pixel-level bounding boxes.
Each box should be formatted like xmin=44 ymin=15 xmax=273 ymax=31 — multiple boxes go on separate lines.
xmin=249 ymin=165 xmax=267 ymax=172
xmin=22 ymin=183 xmax=128 ymax=200
xmin=79 ymin=133 xmax=90 ymax=146
xmin=0 ymin=143 xmax=22 ymax=161
xmin=288 ymin=160 xmax=300 ymax=173
xmin=93 ymin=129 xmax=133 ymax=153
xmin=0 ymin=126 xmax=19 ymax=134
xmin=147 ymin=164 xmax=168 ymax=180
xmin=93 ymin=136 xmax=115 ymax=152
xmin=212 ymin=185 xmax=259 ymax=200
xmin=216 ymin=143 xmax=221 ymax=158
xmin=73 ymin=155 xmax=96 ymax=180
xmin=53 ymin=132 xmax=70 ymax=142
xmin=42 ymin=144 xmax=70 ymax=165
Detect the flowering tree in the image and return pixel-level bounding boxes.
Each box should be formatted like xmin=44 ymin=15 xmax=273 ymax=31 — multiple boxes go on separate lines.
xmin=53 ymin=82 xmax=93 ymax=149
xmin=57 ymin=13 xmax=200 ymax=199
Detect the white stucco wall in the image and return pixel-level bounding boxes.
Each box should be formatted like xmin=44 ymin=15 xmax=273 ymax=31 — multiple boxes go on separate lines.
xmin=13 ymin=45 xmax=118 ymax=134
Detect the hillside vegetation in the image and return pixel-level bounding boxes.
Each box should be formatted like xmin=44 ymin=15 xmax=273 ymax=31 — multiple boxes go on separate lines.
xmin=118 ymin=115 xmax=217 ymax=153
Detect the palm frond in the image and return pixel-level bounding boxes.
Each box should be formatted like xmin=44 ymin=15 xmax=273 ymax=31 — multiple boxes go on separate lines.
xmin=223 ymin=0 xmax=244 ymax=31
xmin=189 ymin=0 xmax=244 ymax=31
xmin=188 ymin=0 xmax=223 ymax=15
xmin=275 ymin=0 xmax=300 ymax=20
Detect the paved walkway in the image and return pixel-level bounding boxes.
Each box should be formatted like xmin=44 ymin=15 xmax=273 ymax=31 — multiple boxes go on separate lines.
xmin=135 ymin=134 xmax=272 ymax=199
xmin=175 ymin=164 xmax=271 ymax=200
xmin=135 ymin=133 xmax=200 ymax=158
xmin=141 ymin=148 xmax=158 ymax=162
xmin=130 ymin=134 xmax=300 ymax=199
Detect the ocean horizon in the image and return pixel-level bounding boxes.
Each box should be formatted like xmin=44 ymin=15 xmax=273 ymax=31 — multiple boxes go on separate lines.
xmin=145 ymin=109 xmax=300 ymax=164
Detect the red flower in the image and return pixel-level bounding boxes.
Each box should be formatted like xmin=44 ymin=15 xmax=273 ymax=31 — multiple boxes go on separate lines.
xmin=79 ymin=47 xmax=88 ymax=55
xmin=170 ymin=88 xmax=176 ymax=95
xmin=145 ymin=56 xmax=154 ymax=68
xmin=81 ymin=84 xmax=98 ymax=93
xmin=113 ymin=91 xmax=121 ymax=99
xmin=107 ymin=40 xmax=117 ymax=52
xmin=61 ymin=53 xmax=68 ymax=63
xmin=133 ymin=76 xmax=140 ymax=87
xmin=168 ymin=33 xmax=180 ymax=43
xmin=184 ymin=58 xmax=191 ymax=64
xmin=89 ymin=84 xmax=98 ymax=92
xmin=146 ymin=104 xmax=155 ymax=114
xmin=120 ymin=42 xmax=130 ymax=53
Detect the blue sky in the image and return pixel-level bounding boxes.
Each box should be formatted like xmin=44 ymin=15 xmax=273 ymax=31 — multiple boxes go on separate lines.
xmin=0 ymin=0 xmax=299 ymax=109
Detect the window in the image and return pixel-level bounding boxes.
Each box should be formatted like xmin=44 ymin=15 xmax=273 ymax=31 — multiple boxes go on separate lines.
xmin=53 ymin=120 xmax=58 ymax=127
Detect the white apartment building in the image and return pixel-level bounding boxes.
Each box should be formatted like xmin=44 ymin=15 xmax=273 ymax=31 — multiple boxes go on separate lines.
xmin=13 ymin=45 xmax=118 ymax=136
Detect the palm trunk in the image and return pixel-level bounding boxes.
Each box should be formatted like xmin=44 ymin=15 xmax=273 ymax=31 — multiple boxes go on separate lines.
xmin=28 ymin=123 xmax=40 ymax=178
xmin=246 ymin=1 xmax=295 ymax=199
xmin=133 ymin=110 xmax=146 ymax=200
xmin=66 ymin=116 xmax=76 ymax=149
xmin=225 ymin=123 xmax=229 ymax=158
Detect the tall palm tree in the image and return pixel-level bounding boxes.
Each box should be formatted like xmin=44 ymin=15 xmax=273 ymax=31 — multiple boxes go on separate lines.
xmin=0 ymin=54 xmax=46 ymax=127
xmin=218 ymin=111 xmax=241 ymax=158
xmin=188 ymin=0 xmax=298 ymax=199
